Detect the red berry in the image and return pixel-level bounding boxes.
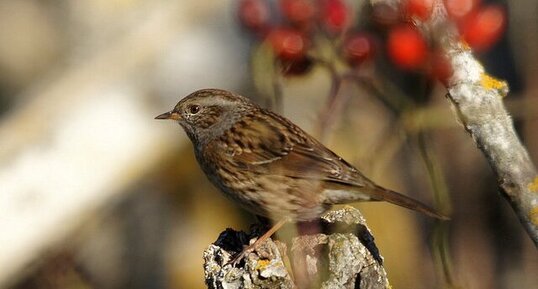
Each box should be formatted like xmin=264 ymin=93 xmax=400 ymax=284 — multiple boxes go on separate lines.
xmin=343 ymin=33 xmax=376 ymax=66
xmin=387 ymin=25 xmax=428 ymax=70
xmin=461 ymin=5 xmax=506 ymax=51
xmin=403 ymin=0 xmax=434 ymax=20
xmin=320 ymin=0 xmax=350 ymax=34
xmin=280 ymin=0 xmax=317 ymax=24
xmin=266 ymin=28 xmax=308 ymax=60
xmin=444 ymin=0 xmax=479 ymax=19
xmin=238 ymin=0 xmax=271 ymax=32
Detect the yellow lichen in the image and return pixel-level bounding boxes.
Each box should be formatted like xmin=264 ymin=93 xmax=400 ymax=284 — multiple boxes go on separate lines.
xmin=530 ymin=206 xmax=538 ymax=226
xmin=528 ymin=176 xmax=538 ymax=193
xmin=480 ymin=73 xmax=509 ymax=97
xmin=256 ymin=259 xmax=271 ymax=270
xmin=460 ymin=40 xmax=472 ymax=51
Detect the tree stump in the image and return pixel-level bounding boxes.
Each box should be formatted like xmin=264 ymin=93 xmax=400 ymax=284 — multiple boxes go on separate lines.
xmin=203 ymin=206 xmax=389 ymax=289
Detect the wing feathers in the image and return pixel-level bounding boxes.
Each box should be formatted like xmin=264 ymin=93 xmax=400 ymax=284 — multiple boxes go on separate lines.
xmin=225 ymin=112 xmax=370 ymax=187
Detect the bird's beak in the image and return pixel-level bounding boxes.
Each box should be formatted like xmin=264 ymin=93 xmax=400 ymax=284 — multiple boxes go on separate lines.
xmin=155 ymin=111 xmax=181 ymax=121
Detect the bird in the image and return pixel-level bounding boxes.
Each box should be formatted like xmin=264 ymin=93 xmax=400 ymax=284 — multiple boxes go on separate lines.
xmin=156 ymin=88 xmax=448 ymax=260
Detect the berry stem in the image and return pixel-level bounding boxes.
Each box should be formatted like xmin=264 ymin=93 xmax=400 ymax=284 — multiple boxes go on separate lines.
xmin=315 ymin=59 xmax=344 ymax=142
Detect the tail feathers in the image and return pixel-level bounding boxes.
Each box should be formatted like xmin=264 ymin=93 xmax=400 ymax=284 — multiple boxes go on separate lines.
xmin=342 ymin=185 xmax=450 ymax=220
xmin=363 ymin=185 xmax=449 ymax=220
xmin=323 ymin=183 xmax=449 ymax=220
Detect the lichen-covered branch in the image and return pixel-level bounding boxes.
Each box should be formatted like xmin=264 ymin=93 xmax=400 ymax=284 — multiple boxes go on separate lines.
xmin=444 ymin=46 xmax=538 ymax=245
xmin=203 ymin=207 xmax=389 ymax=289
xmin=373 ymin=0 xmax=538 ymax=245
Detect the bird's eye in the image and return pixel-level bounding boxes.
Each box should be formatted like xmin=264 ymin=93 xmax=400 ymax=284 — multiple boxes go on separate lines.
xmin=188 ymin=105 xmax=201 ymax=114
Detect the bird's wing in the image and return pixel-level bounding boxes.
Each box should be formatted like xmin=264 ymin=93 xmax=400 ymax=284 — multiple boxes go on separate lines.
xmin=224 ymin=112 xmax=370 ymax=187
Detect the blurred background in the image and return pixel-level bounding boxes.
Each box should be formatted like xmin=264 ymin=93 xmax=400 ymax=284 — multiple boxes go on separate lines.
xmin=0 ymin=0 xmax=536 ymax=288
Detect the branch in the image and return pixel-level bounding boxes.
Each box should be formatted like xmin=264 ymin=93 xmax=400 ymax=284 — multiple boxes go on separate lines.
xmin=435 ymin=5 xmax=538 ymax=246
xmin=372 ymin=0 xmax=538 ymax=244
xmin=203 ymin=207 xmax=389 ymax=289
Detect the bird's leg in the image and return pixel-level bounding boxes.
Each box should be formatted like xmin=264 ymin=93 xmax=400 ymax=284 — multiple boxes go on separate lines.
xmin=228 ymin=218 xmax=288 ymax=266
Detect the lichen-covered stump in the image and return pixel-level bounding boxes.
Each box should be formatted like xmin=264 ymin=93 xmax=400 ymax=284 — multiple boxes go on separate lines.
xmin=203 ymin=207 xmax=389 ymax=289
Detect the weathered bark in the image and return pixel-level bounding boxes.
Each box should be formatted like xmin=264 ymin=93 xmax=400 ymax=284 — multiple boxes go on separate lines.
xmin=444 ymin=48 xmax=538 ymax=245
xmin=433 ymin=2 xmax=538 ymax=246
xmin=203 ymin=207 xmax=389 ymax=289
xmin=370 ymin=0 xmax=538 ymax=245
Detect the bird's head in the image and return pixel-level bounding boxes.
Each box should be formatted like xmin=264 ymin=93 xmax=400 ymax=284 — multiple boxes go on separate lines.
xmin=156 ymin=89 xmax=254 ymax=146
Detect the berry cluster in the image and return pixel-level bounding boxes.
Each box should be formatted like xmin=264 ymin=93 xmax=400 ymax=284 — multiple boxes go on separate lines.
xmin=445 ymin=0 xmax=506 ymax=51
xmin=403 ymin=0 xmax=507 ymax=51
xmin=375 ymin=0 xmax=505 ymax=82
xmin=238 ymin=0 xmax=369 ymax=76
xmin=237 ymin=0 xmax=506 ymax=81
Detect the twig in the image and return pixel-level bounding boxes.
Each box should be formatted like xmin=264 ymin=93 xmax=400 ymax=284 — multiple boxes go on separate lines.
xmin=314 ymin=59 xmax=345 ymax=141
xmin=272 ymin=59 xmax=285 ymax=113
xmin=415 ymin=131 xmax=456 ymax=286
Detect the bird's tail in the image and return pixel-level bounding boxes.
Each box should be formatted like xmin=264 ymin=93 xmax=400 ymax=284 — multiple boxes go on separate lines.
xmin=371 ymin=185 xmax=449 ymax=220
xmin=327 ymin=182 xmax=450 ymax=220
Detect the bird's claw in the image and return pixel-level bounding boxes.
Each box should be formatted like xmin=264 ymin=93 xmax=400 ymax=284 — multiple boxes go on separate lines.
xmin=225 ymin=248 xmax=252 ymax=267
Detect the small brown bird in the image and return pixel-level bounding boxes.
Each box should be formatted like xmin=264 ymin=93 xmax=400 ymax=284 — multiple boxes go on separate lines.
xmin=156 ymin=89 xmax=447 ymax=255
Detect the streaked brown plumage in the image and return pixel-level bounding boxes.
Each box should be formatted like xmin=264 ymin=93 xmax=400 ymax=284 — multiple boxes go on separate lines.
xmin=156 ymin=88 xmax=447 ymax=222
